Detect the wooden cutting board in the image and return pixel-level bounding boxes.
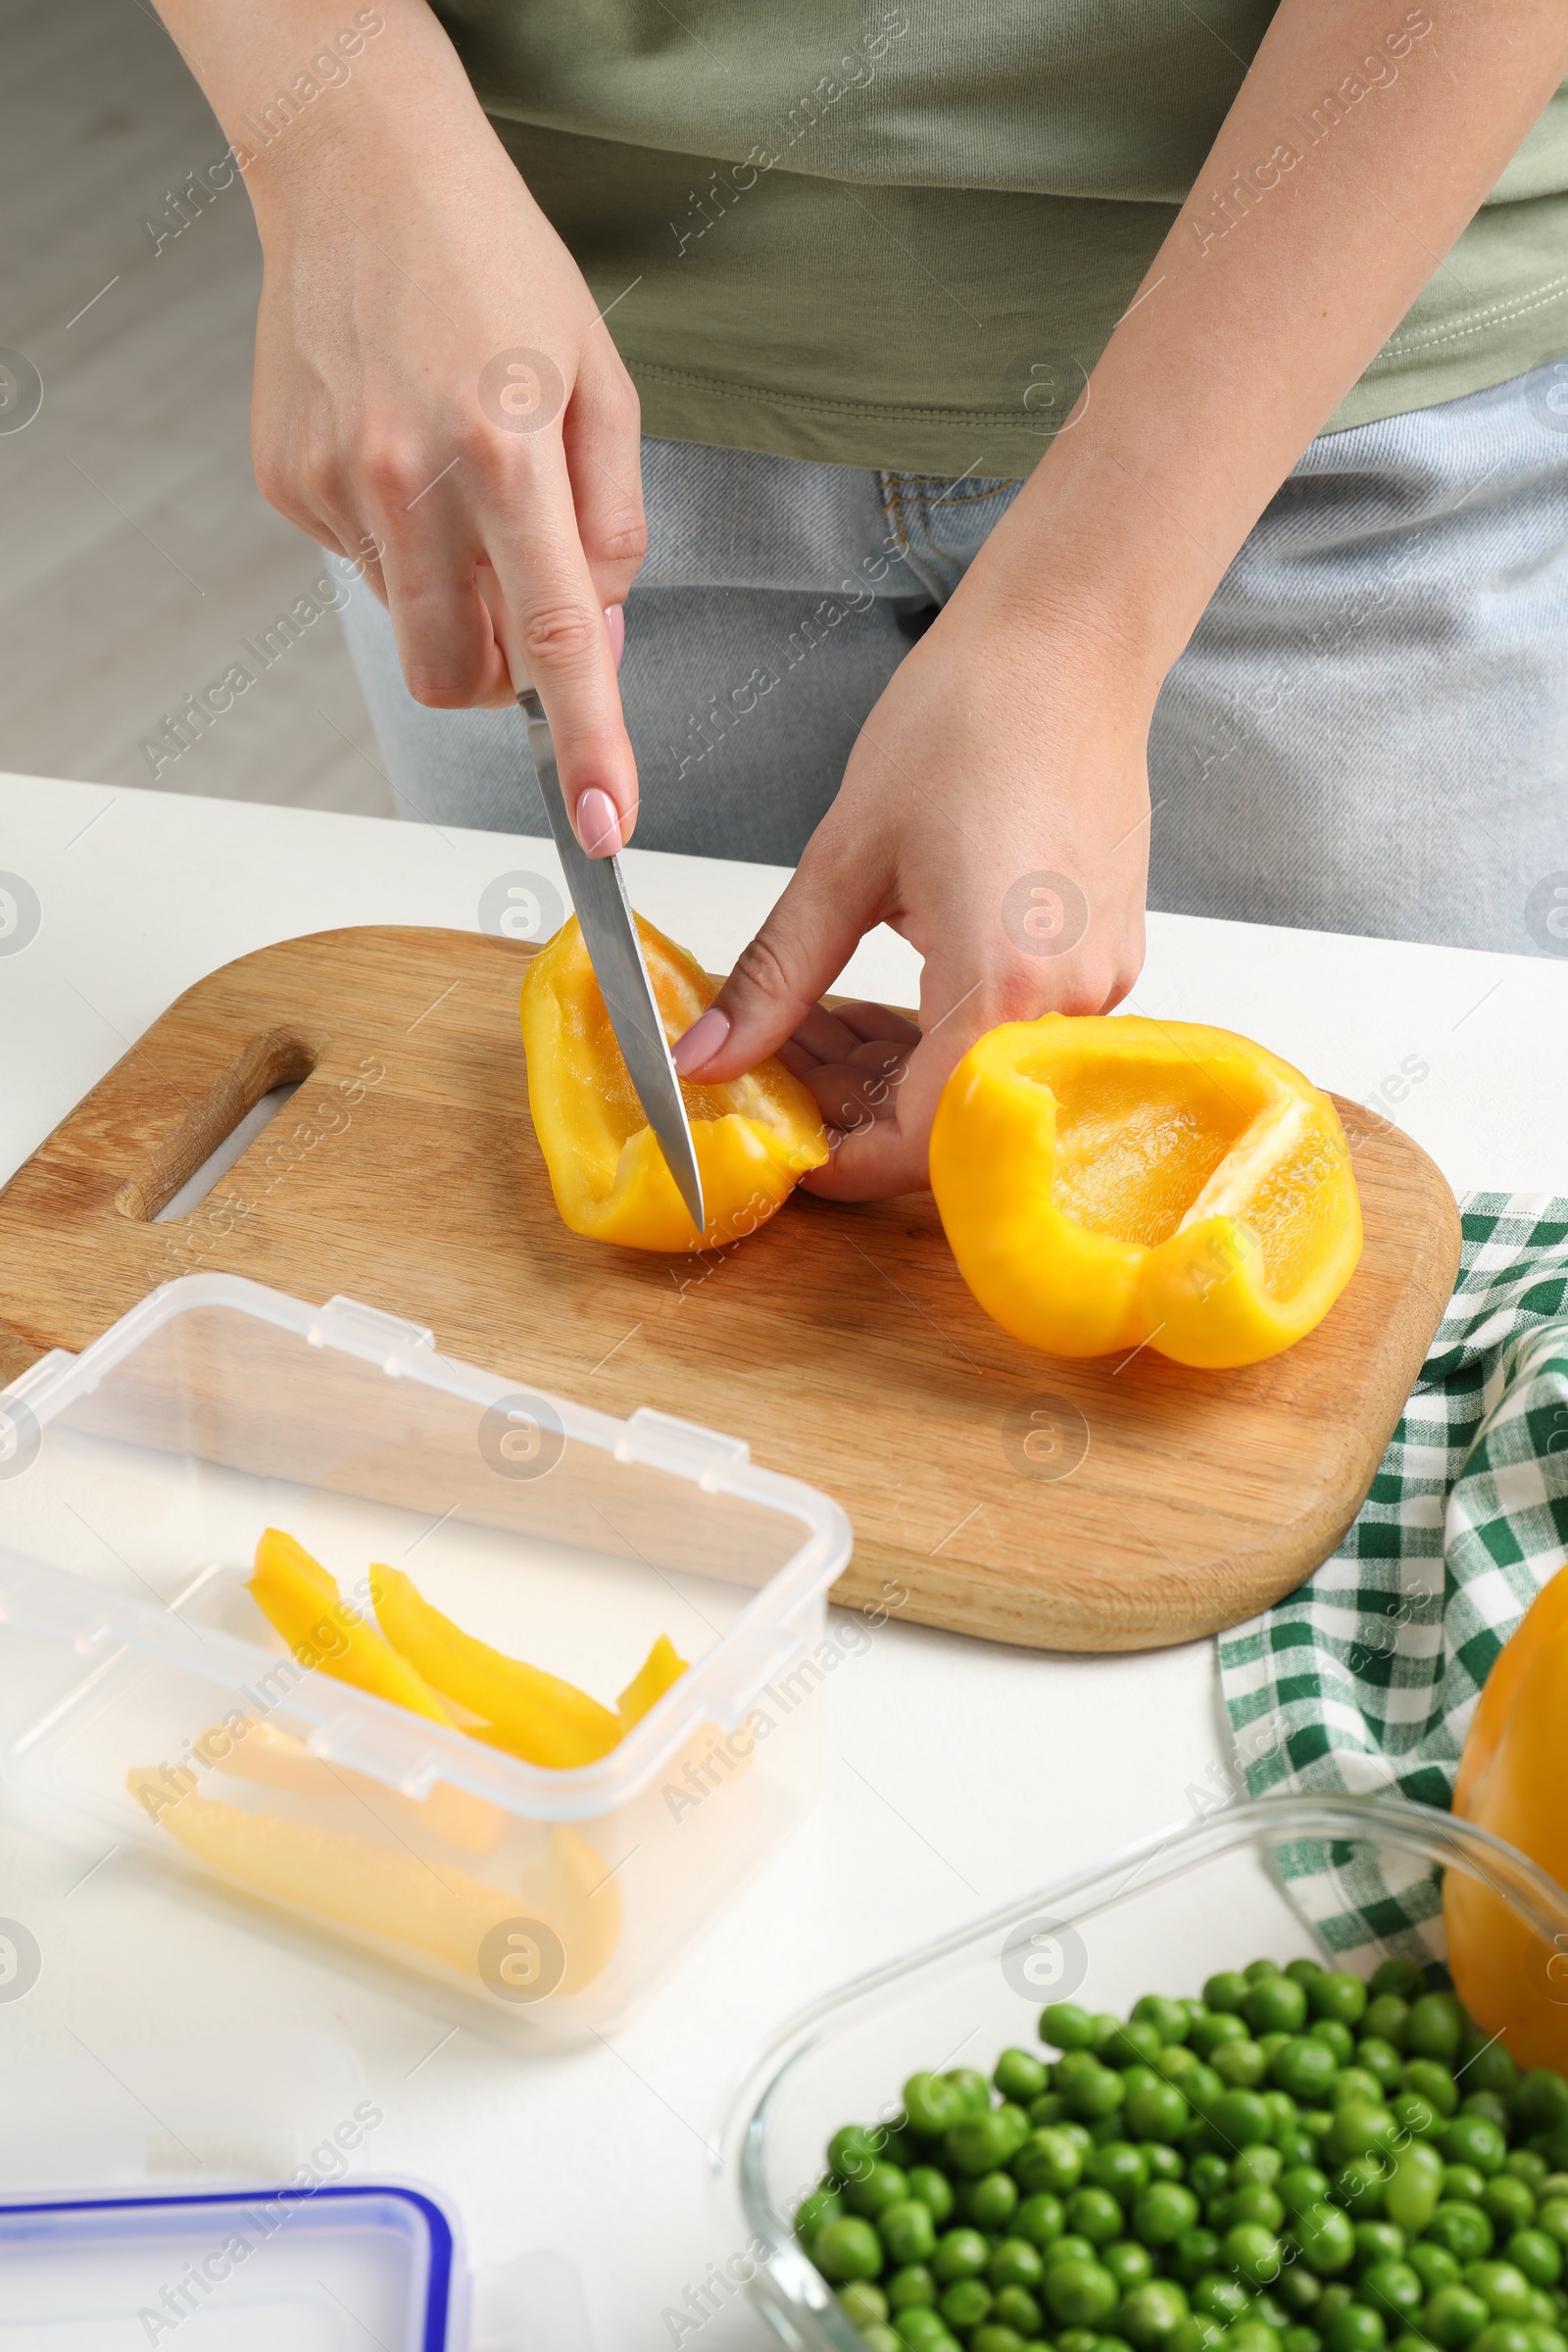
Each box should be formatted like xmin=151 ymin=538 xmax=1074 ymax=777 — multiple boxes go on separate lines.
xmin=0 ymin=926 xmax=1460 ymax=1652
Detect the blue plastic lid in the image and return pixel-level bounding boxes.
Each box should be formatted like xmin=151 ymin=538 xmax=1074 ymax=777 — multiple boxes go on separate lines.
xmin=0 ymin=2180 xmax=462 ymax=2348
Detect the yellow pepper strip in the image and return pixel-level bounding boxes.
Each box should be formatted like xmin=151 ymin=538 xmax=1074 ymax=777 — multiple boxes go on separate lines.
xmin=248 ymin=1532 xmax=455 ymax=1726
xmin=519 ymin=1826 xmax=623 ymax=1996
xmin=370 ymin=1565 xmax=622 ymax=1768
xmin=204 ymin=1714 xmax=505 ymax=1857
xmin=518 ymin=911 xmax=828 ymax=1252
xmin=1446 ymin=1565 xmax=1568 ymax=2068
xmin=127 ymin=1770 xmax=618 ymax=1994
xmin=929 ymin=1014 xmax=1362 ymax=1370
xmin=616 ymin=1634 xmax=689 ymax=1730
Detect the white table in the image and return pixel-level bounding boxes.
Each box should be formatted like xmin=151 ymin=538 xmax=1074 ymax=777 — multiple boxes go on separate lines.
xmin=1 ymin=772 xmax=1565 ymax=2349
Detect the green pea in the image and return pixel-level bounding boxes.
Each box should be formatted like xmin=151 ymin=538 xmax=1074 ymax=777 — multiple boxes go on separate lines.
xmin=1446 ymin=2119 xmax=1510 ymax=2180
xmin=1357 ymin=2223 xmax=1408 ymax=2268
xmin=846 ymin=2162 xmax=911 ymax=2219
xmin=1047 ymin=2258 xmax=1122 ymax=2327
xmin=1468 ymin=2265 xmax=1538 ymax=2322
xmin=1065 ymin=2068 xmax=1130 ymax=2125
xmin=905 ymin=2073 xmax=965 ymax=2138
xmin=1013 ymin=2190 xmax=1065 ymax=2247
xmin=945 ymin=2107 xmax=1030 ymax=2178
xmin=1408 ymin=1998 xmax=1469 ymax=2067
xmin=1224 ymin=2222 xmax=1284 ymax=2286
xmin=1324 ymin=2303 xmax=1387 ymax=2352
xmin=1136 ymin=2183 xmax=1201 ymax=2246
xmin=1171 ymin=2229 xmax=1223 ymax=2284
xmin=1014 ymin=2127 xmax=1086 ymax=2196
xmin=1282 ymin=2133 xmax=1324 ymax=2171
xmin=1358 ymin=2041 xmax=1405 ymax=2095
xmin=1133 ymin=1994 xmax=1194 ymax=2046
xmin=1279 ymin=2269 xmax=1326 ymax=2315
xmin=881 ymin=2200 xmax=940 ymax=2268
xmin=797 ymin=2186 xmax=845 ymax=2239
xmin=1058 ymin=2330 xmax=1105 ymax=2352
xmin=815 ymin=2217 xmax=885 ymax=2281
xmin=1336 ymin=2161 xmax=1390 ymax=2221
xmin=959 ymin=2173 xmax=1019 ymax=2231
xmin=1461 ymin=2034 xmax=1520 ymax=2100
xmin=1334 ymin=2071 xmax=1389 ymax=2113
xmin=1213 ymin=2091 xmax=1274 ymax=2149
xmin=1410 ymin=2246 xmax=1463 ymax=2296
xmin=1070 ymin=2188 xmax=1127 ymax=2247
xmin=1428 ymin=2209 xmax=1498 ymax=2266
xmin=1228 ymin=2186 xmax=1287 ymax=2233
xmin=1472 ymin=2328 xmax=1534 ymax=2352
xmin=1216 ymin=2042 xmax=1271 ymax=2092
xmin=932 ymin=2228 xmax=991 ymax=2283
xmin=888 ymin=2264 xmax=937 ymax=2309
xmin=1516 ymin=2079 xmax=1568 ymax=2140
xmin=1265 ymin=2091 xmax=1303 ymax=2143
xmin=1031 ymin=2090 xmax=1069 ymax=2128
xmin=1206 ymin=1973 xmax=1252 ymax=2015
xmin=1274 ymin=2038 xmax=1341 ymax=2106
xmin=861 ymin=2326 xmax=906 ymax=2352
xmin=1195 ymin=2273 xmax=1253 ymax=2321
xmin=994 ymin=2046 xmax=1049 ymax=2103
xmin=1283 ymin=2168 xmax=1335 ymax=2213
xmin=1538 ymin=2205 xmax=1568 ymax=2252
xmin=1525 ymin=2330 xmax=1568 ymax=2352
xmin=831 ymin=2126 xmax=884 ymax=2181
xmin=1329 ymin=2106 xmax=1400 ymax=2167
xmin=1512 ymin=2235 xmax=1566 ymax=2291
xmin=1104 ymin=2021 xmax=1169 ymax=2071
xmin=1359 ymin=2277 xmax=1422 ymax=2341
xmin=1490 ymin=2182 xmax=1541 ymax=2235
xmin=1120 ymin=2282 xmax=1194 ymax=2348
xmin=970 ymin=2328 xmax=1028 ymax=2352
xmin=939 ymin=2278 xmax=993 ymax=2331
xmin=1100 ymin=2238 xmax=1153 ymax=2293
xmin=1043 ymin=2002 xmax=1100 ymax=2052
xmin=1129 ymin=2081 xmax=1193 ymax=2144
xmin=1426 ymin=2288 xmax=1494 ymax=2350
xmin=1386 ymin=2140 xmax=1446 ymax=2233
xmin=1294 ymin=2202 xmax=1357 ymax=2277
xmin=893 ymin=2309 xmax=953 ymax=2352
xmin=1367 ymin=1961 xmax=1425 ymax=2004
xmin=1312 ymin=2022 xmax=1359 ymax=2066
xmin=1308 ymin=1973 xmax=1370 ymax=2028
xmin=992 ymin=2284 xmax=1045 ymax=2336
xmin=1403 ymin=2059 xmax=1460 ymax=2117
xmin=1284 ymin=2330 xmax=1325 ymax=2352
xmin=1194 ymin=2013 xmax=1250 ymax=2061
xmin=1092 ymin=2141 xmax=1152 ymax=2200
xmin=1390 ymin=2093 xmax=1443 ymax=2143
xmin=1362 ymin=1998 xmax=1412 ymax=2051
xmin=1319 ymin=2287 xmax=1357 ymax=2329
xmin=945 ymin=2068 xmax=994 ymax=2116
xmin=1231 ymin=2324 xmax=1287 ymax=2352
xmin=906 ymin=2167 xmax=955 ymax=2226
xmin=1507 ymin=2157 xmax=1550 ymax=2192
xmin=1146 ymin=2142 xmax=1188 ymax=2181
xmin=1250 ymin=1979 xmax=1311 ymax=2036
xmin=840 ymin=2280 xmax=891 ymax=2328
xmin=1451 ymin=2171 xmax=1493 ymax=2209
xmin=985 ymin=2235 xmax=1045 ymax=2292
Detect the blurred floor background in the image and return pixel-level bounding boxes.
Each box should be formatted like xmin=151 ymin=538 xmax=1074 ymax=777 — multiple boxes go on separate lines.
xmin=0 ymin=0 xmax=393 ymax=815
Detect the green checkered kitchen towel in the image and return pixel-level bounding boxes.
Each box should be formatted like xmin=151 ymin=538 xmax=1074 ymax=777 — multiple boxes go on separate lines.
xmin=1219 ymin=1193 xmax=1568 ymax=1970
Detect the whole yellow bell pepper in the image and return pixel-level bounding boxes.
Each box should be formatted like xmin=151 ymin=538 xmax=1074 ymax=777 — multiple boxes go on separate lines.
xmin=1447 ymin=1565 xmax=1568 ymax=2067
xmin=929 ymin=1014 xmax=1362 ymax=1369
xmin=519 ymin=912 xmax=827 ymax=1251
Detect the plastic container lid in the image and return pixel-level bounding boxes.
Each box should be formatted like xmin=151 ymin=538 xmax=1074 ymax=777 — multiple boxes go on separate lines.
xmin=0 ymin=2181 xmax=461 ymax=2349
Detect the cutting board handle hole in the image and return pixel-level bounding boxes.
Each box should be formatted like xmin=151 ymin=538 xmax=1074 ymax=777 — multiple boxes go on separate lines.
xmin=116 ymin=1027 xmax=324 ymax=1224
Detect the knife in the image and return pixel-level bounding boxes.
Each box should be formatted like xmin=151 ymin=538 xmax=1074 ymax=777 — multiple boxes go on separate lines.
xmin=517 ymin=683 xmax=706 ymax=1234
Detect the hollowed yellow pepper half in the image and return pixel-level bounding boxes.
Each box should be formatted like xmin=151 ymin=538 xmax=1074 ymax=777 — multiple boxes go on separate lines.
xmin=519 ymin=913 xmax=828 ymax=1251
xmin=1446 ymin=1564 xmax=1568 ymax=2068
xmin=929 ymin=1014 xmax=1362 ymax=1369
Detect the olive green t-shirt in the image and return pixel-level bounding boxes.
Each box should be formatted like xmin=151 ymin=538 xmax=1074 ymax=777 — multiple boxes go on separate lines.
xmin=436 ymin=1 xmax=1568 ymax=476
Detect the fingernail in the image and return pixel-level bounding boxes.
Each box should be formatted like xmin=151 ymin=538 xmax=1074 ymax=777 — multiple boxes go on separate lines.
xmin=605 ymin=605 xmax=625 ymax=669
xmin=574 ymin=785 xmax=621 ymax=858
xmin=672 ymin=1005 xmax=729 ymax=1076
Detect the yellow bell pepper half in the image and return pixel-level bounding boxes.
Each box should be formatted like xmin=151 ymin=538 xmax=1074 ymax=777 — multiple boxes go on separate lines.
xmin=929 ymin=1014 xmax=1362 ymax=1370
xmin=518 ymin=912 xmax=828 ymax=1252
xmin=1447 ymin=1564 xmax=1568 ymax=2068
xmin=249 ymin=1529 xmax=455 ymax=1725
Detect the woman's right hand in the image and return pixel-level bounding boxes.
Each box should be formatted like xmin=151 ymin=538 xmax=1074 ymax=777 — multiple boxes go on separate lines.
xmin=201 ymin=0 xmax=645 ymax=852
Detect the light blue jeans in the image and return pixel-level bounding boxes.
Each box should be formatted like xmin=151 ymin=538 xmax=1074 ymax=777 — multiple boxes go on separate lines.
xmin=335 ymin=360 xmax=1568 ymax=956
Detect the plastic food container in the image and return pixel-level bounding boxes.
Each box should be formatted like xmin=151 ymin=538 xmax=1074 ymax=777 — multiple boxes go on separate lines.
xmin=724 ymin=1792 xmax=1568 ymax=2352
xmin=0 ymin=1273 xmax=851 ymax=2037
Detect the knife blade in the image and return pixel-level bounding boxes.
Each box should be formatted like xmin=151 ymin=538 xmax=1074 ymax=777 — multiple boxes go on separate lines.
xmin=517 ymin=684 xmax=706 ymax=1234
